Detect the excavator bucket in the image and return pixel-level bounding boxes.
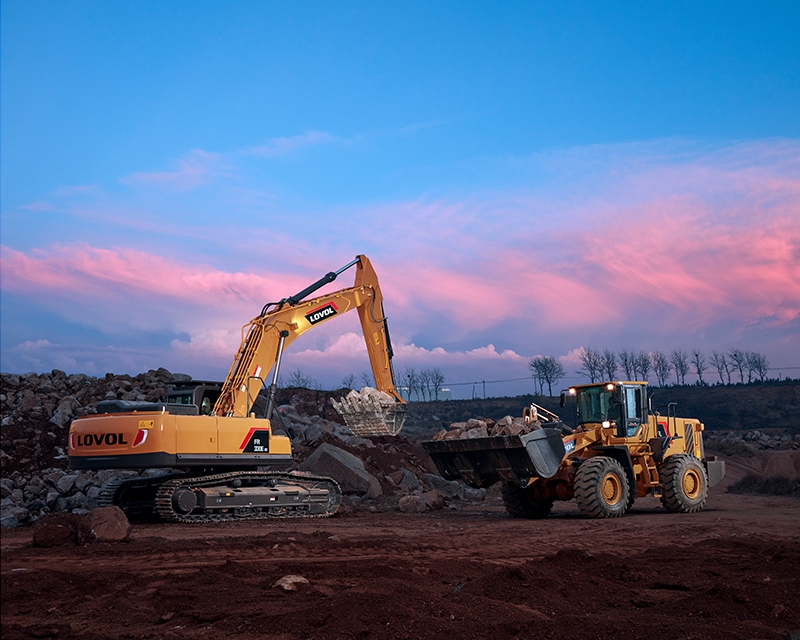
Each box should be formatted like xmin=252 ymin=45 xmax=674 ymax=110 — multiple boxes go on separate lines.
xmin=331 ymin=388 xmax=408 ymax=437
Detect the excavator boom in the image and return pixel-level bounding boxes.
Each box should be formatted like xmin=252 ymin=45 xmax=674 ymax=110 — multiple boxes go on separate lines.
xmin=214 ymin=255 xmax=406 ymax=435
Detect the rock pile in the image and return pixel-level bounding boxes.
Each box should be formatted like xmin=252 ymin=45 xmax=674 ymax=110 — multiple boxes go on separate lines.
xmin=431 ymin=415 xmax=540 ymax=441
xmin=704 ymin=430 xmax=800 ymax=456
xmin=1 ymin=368 xmax=182 ymax=475
xmin=1 ymin=370 xmax=486 ymax=527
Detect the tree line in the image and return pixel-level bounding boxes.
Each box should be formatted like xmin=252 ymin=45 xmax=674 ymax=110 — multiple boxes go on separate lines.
xmin=529 ymin=347 xmax=772 ymax=396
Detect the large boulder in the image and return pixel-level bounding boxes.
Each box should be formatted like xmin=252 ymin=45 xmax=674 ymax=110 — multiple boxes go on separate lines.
xmin=300 ymin=443 xmax=382 ymax=498
xmin=77 ymin=506 xmax=131 ymax=544
xmin=33 ymin=513 xmax=83 ymax=547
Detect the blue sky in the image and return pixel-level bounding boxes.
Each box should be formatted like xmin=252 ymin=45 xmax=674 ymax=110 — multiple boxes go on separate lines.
xmin=2 ymin=1 xmax=799 ymax=396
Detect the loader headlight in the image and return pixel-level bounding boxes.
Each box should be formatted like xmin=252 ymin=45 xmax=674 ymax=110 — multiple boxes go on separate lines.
xmin=602 ymin=421 xmax=611 ymax=429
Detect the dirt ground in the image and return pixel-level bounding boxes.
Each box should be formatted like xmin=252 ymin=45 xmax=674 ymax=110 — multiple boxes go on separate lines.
xmin=2 ymin=455 xmax=799 ymax=640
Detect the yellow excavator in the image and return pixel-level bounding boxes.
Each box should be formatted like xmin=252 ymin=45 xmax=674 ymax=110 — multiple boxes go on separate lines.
xmin=68 ymin=255 xmax=407 ymax=522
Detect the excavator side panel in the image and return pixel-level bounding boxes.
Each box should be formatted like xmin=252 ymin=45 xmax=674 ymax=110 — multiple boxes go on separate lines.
xmin=69 ymin=413 xmax=294 ymax=470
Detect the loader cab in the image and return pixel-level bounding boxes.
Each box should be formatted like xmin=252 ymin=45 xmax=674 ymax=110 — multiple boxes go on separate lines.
xmin=564 ymin=382 xmax=648 ymax=438
xmin=167 ymin=381 xmax=223 ymax=416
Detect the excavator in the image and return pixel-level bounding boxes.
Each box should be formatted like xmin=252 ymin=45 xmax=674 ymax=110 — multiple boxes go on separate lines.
xmin=68 ymin=255 xmax=407 ymax=522
xmin=424 ymin=381 xmax=725 ymax=519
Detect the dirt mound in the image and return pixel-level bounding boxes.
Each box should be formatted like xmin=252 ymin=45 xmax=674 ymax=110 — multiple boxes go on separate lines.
xmin=2 ymin=490 xmax=799 ymax=639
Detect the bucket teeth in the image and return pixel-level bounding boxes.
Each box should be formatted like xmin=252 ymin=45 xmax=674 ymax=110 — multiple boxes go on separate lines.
xmin=330 ymin=387 xmax=407 ymax=437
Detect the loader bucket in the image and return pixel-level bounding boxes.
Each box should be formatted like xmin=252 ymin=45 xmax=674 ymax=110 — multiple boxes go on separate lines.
xmin=330 ymin=394 xmax=408 ymax=437
xmin=422 ymin=428 xmax=566 ymax=488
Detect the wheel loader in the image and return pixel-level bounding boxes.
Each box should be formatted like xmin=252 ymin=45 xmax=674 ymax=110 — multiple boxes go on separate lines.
xmin=68 ymin=255 xmax=407 ymax=522
xmin=423 ymin=381 xmax=725 ymax=518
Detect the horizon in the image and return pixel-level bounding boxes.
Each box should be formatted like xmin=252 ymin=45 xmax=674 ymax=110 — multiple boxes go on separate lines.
xmin=2 ymin=2 xmax=799 ymax=399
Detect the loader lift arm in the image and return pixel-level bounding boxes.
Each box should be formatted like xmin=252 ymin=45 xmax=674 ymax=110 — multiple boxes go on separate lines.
xmin=213 ymin=255 xmax=404 ymax=429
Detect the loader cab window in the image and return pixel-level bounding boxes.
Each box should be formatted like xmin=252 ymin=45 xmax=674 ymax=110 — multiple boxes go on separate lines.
xmin=624 ymin=386 xmax=643 ymax=436
xmin=575 ymin=386 xmax=617 ymax=426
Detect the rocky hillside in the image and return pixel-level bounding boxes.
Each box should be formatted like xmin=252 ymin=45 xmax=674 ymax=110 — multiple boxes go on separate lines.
xmin=0 ymin=370 xmax=484 ymax=528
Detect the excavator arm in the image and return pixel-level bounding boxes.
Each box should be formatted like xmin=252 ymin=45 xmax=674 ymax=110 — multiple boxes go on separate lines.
xmin=212 ymin=255 xmax=406 ymax=435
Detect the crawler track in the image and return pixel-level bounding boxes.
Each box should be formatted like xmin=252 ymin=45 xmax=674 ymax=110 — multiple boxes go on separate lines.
xmin=154 ymin=471 xmax=342 ymax=523
xmin=100 ymin=471 xmax=341 ymax=523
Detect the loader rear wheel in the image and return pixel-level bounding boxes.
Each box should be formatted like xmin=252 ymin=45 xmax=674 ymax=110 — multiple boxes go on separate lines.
xmin=501 ymin=483 xmax=554 ymax=519
xmin=659 ymin=454 xmax=708 ymax=513
xmin=574 ymin=457 xmax=629 ymax=518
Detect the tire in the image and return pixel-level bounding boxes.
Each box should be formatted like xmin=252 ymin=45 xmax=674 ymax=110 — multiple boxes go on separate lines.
xmin=501 ymin=483 xmax=554 ymax=519
xmin=659 ymin=454 xmax=708 ymax=513
xmin=574 ymin=457 xmax=629 ymax=518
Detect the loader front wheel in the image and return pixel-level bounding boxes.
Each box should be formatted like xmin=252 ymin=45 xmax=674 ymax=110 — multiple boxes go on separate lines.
xmin=574 ymin=457 xmax=629 ymax=518
xmin=659 ymin=454 xmax=708 ymax=513
xmin=501 ymin=483 xmax=554 ymax=519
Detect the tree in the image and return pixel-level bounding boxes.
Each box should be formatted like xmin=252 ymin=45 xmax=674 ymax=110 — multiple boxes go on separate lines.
xmin=618 ymin=348 xmax=635 ymax=380
xmin=341 ymin=374 xmax=356 ymax=390
xmin=577 ymin=348 xmax=603 ymax=383
xmin=747 ymin=352 xmax=770 ymax=382
xmin=635 ymin=351 xmax=652 ymax=382
xmin=670 ymin=349 xmax=690 ymax=386
xmin=430 ymin=368 xmax=446 ymax=400
xmin=710 ymin=351 xmax=730 ymax=384
xmin=691 ymin=349 xmax=707 ymax=385
xmin=651 ymin=351 xmax=671 ymax=386
xmin=529 ymin=356 xmax=565 ymax=396
xmin=361 ymin=371 xmax=372 ymax=386
xmin=418 ymin=369 xmax=431 ymax=401
xmin=729 ymin=348 xmax=747 ymax=384
xmin=399 ymin=367 xmax=419 ymax=401
xmin=601 ymin=349 xmax=618 ymax=381
xmin=528 ymin=359 xmax=544 ymax=395
xmin=285 ymin=368 xmax=318 ymax=389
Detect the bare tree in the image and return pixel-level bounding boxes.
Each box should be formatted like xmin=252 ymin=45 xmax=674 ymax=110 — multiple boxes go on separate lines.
xmin=710 ymin=351 xmax=730 ymax=384
xmin=285 ymin=368 xmax=318 ymax=389
xmin=601 ymin=349 xmax=618 ymax=381
xmin=748 ymin=352 xmax=770 ymax=382
xmin=529 ymin=356 xmax=565 ymax=396
xmin=361 ymin=371 xmax=372 ymax=386
xmin=618 ymin=348 xmax=635 ymax=380
xmin=577 ymin=348 xmax=603 ymax=383
xmin=418 ymin=369 xmax=431 ymax=401
xmin=670 ymin=349 xmax=690 ymax=386
xmin=430 ymin=368 xmax=446 ymax=400
xmin=691 ymin=349 xmax=707 ymax=385
xmin=399 ymin=367 xmax=418 ymax=401
xmin=635 ymin=351 xmax=652 ymax=382
xmin=651 ymin=351 xmax=671 ymax=386
xmin=341 ymin=373 xmax=356 ymax=390
xmin=729 ymin=348 xmax=747 ymax=384
xmin=528 ymin=358 xmax=545 ymax=395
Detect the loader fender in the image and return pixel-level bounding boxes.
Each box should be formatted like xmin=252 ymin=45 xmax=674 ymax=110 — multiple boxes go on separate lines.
xmin=590 ymin=446 xmax=635 ymax=497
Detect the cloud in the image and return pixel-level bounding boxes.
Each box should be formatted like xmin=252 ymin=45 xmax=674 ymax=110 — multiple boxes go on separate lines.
xmin=121 ymin=150 xmax=230 ymax=191
xmin=246 ymin=131 xmax=340 ymax=157
xmin=2 ymin=137 xmax=798 ymax=387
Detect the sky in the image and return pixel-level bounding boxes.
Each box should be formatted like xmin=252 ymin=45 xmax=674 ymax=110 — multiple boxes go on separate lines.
xmin=2 ymin=1 xmax=799 ymax=398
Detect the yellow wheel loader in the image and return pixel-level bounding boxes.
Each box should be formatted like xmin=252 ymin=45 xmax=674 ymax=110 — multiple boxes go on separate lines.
xmin=423 ymin=381 xmax=724 ymax=519
xmin=68 ymin=255 xmax=407 ymax=522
